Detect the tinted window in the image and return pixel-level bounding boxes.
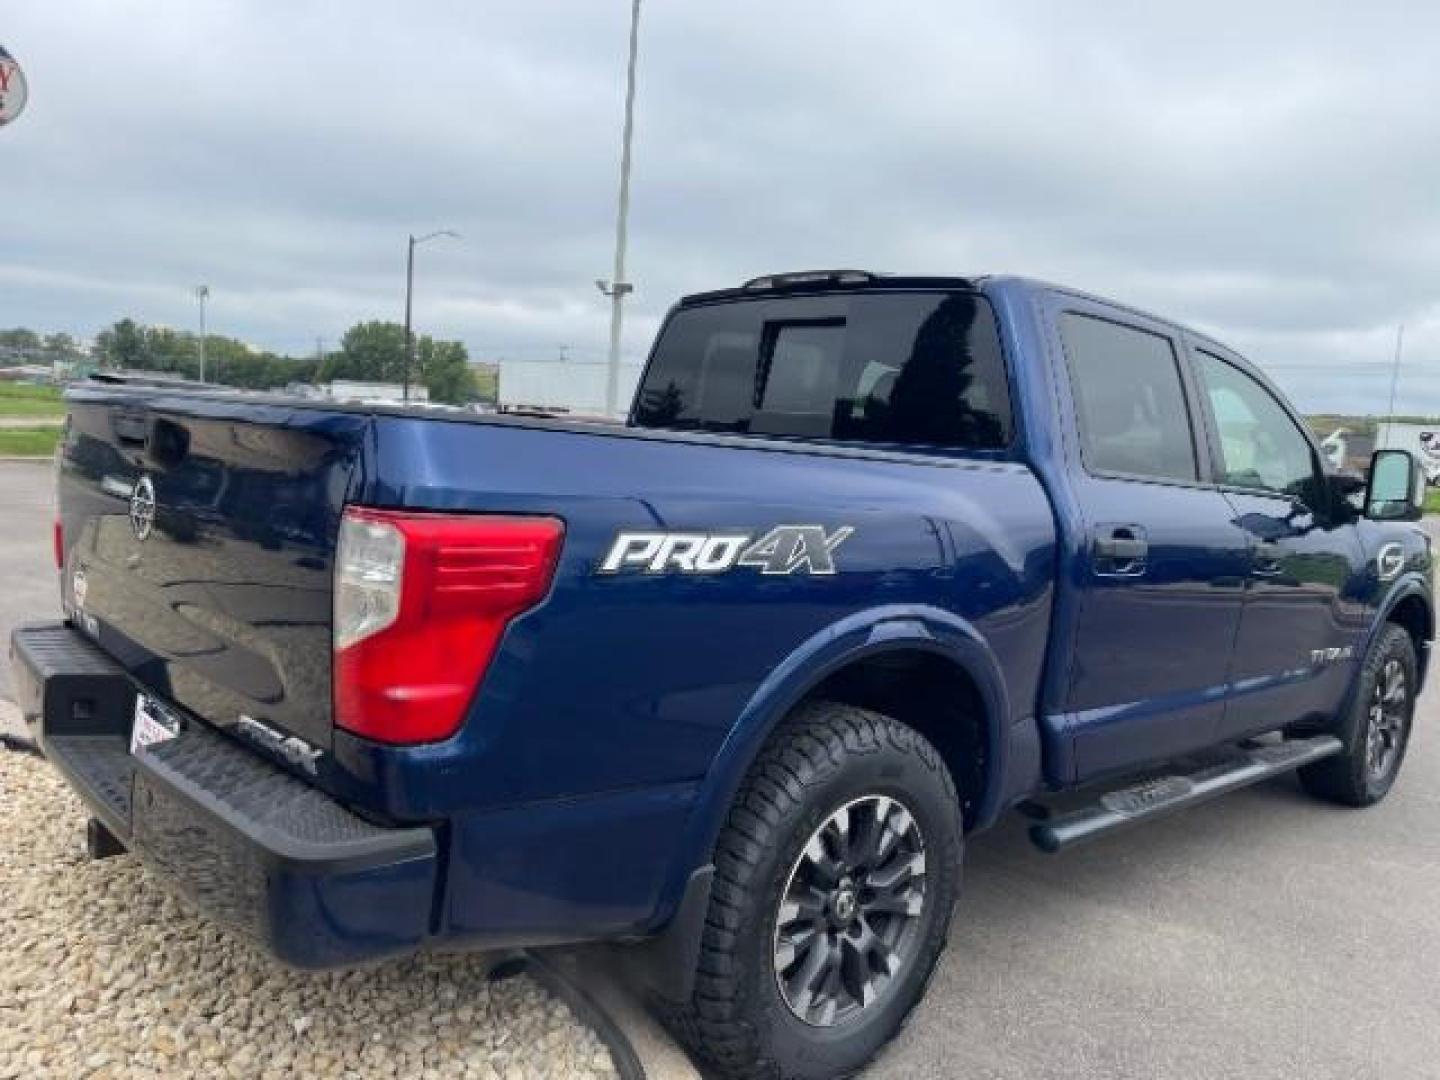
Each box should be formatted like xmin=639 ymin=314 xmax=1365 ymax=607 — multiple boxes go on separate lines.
xmin=1196 ymin=351 xmax=1318 ymax=500
xmin=1061 ymin=313 xmax=1197 ymax=482
xmin=634 ymin=292 xmax=1012 ymax=449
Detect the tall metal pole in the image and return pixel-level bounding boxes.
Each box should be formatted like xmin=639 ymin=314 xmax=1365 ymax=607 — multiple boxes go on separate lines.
xmin=1378 ymin=323 xmax=1406 ymax=453
xmin=195 ymin=285 xmax=210 ymax=382
xmin=402 ymin=235 xmax=416 ymax=402
xmin=1384 ymin=323 xmax=1405 ymax=423
xmin=603 ymin=0 xmax=642 ymax=419
xmin=401 ymin=229 xmax=458 ymax=403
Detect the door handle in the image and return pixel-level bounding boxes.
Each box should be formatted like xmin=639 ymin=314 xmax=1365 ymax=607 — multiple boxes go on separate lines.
xmin=1094 ymin=525 xmax=1148 ymax=576
xmin=1253 ymin=540 xmax=1285 ymax=577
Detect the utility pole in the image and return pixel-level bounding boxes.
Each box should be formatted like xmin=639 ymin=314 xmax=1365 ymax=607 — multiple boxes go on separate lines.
xmin=402 ymin=230 xmax=459 ymax=402
xmin=194 ymin=285 xmax=210 ymax=382
xmin=598 ymin=0 xmax=642 ymax=419
xmin=1378 ymin=323 xmax=1406 ymax=453
xmin=1384 ymin=324 xmax=1405 ymax=424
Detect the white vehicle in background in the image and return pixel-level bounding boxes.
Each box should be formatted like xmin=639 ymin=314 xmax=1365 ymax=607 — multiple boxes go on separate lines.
xmin=1376 ymin=421 xmax=1440 ymax=485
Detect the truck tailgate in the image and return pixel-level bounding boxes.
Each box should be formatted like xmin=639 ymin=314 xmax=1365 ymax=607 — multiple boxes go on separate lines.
xmin=57 ymin=386 xmax=368 ymax=750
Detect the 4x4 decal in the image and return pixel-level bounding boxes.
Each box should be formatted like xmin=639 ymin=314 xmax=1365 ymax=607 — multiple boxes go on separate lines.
xmin=598 ymin=526 xmax=854 ymax=576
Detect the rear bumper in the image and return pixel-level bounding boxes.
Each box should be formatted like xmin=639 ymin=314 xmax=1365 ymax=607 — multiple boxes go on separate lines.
xmin=8 ymin=622 xmax=438 ymax=970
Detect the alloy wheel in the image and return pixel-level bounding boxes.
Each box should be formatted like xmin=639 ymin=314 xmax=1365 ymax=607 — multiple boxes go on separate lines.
xmin=772 ymin=795 xmax=927 ymax=1027
xmin=1366 ymin=657 xmax=1408 ymax=780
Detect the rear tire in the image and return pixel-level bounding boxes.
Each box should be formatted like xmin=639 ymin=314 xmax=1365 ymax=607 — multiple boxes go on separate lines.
xmin=671 ymin=702 xmax=963 ymax=1080
xmin=1299 ymin=624 xmax=1417 ymax=807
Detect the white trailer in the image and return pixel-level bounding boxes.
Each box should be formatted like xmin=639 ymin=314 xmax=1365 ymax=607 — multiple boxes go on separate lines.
xmin=1376 ymin=421 xmax=1440 ymax=484
xmin=497 ymin=359 xmax=642 ymax=418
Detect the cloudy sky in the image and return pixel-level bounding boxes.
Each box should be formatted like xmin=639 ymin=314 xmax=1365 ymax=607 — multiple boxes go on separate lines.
xmin=3 ymin=1 xmax=1438 ymax=413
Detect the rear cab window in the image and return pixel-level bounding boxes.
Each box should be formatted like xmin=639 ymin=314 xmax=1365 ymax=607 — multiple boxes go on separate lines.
xmin=633 ymin=291 xmax=1013 ymax=452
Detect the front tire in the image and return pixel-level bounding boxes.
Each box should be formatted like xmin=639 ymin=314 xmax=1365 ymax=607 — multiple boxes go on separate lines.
xmin=1299 ymin=623 xmax=1417 ymax=807
xmin=673 ymin=702 xmax=963 ymax=1080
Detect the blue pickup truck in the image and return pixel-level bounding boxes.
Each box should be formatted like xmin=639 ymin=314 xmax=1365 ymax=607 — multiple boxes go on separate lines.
xmin=10 ymin=271 xmax=1433 ymax=1079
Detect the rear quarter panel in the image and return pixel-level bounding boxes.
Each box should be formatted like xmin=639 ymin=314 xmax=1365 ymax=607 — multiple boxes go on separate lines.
xmin=344 ymin=416 xmax=1056 ymax=812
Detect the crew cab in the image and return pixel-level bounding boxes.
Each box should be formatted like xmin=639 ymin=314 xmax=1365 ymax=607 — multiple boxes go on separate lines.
xmin=10 ymin=272 xmax=1433 ymax=1079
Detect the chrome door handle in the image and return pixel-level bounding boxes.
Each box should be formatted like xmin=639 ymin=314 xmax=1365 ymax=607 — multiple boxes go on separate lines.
xmin=1254 ymin=541 xmax=1285 ymax=577
xmin=1094 ymin=526 xmax=1148 ymax=577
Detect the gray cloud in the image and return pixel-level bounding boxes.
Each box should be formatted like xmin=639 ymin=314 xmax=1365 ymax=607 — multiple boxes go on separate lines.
xmin=2 ymin=0 xmax=1436 ymax=409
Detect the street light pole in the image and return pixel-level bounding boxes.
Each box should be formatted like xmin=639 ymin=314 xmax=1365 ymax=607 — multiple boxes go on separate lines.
xmin=194 ymin=285 xmax=210 ymax=382
xmin=1384 ymin=323 xmax=1405 ymax=422
xmin=401 ymin=229 xmax=459 ymax=403
xmin=600 ymin=0 xmax=642 ymax=419
xmin=402 ymin=237 xmax=416 ymax=402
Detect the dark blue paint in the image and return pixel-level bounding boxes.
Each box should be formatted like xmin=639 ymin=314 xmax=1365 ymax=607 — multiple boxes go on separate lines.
xmin=41 ymin=276 xmax=1433 ymax=962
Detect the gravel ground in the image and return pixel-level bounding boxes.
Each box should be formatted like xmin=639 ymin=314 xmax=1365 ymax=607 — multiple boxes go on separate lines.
xmin=0 ymin=747 xmax=618 ymax=1080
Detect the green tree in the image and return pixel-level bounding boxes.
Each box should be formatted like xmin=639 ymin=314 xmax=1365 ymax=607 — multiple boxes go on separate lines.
xmin=0 ymin=328 xmax=42 ymax=353
xmin=144 ymin=326 xmax=195 ymax=376
xmin=90 ymin=317 xmax=319 ymax=390
xmin=472 ymin=363 xmax=498 ymax=404
xmin=94 ymin=318 xmax=146 ymax=369
xmin=418 ymin=337 xmax=477 ymax=404
xmin=41 ymin=332 xmax=81 ymax=359
xmin=322 ymin=321 xmax=409 ymax=384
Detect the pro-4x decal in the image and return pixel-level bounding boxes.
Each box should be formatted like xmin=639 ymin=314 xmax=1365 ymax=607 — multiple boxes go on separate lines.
xmin=598 ymin=526 xmax=854 ymax=576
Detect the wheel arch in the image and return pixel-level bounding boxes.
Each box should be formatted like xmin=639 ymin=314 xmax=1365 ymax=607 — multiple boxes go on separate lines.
xmin=656 ymin=605 xmax=1013 ymax=931
xmin=1374 ymin=577 xmax=1433 ymax=686
xmin=1344 ymin=577 xmax=1435 ymax=719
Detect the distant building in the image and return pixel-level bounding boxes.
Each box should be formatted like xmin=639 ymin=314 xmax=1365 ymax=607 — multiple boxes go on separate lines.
xmin=496 ymin=358 xmax=641 ymax=417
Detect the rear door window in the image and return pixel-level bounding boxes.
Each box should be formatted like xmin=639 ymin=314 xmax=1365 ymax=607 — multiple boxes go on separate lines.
xmin=1060 ymin=312 xmax=1199 ymax=483
xmin=634 ymin=291 xmax=1012 ymax=450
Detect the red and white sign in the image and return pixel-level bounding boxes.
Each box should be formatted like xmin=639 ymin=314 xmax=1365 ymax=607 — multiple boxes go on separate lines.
xmin=0 ymin=45 xmax=28 ymax=128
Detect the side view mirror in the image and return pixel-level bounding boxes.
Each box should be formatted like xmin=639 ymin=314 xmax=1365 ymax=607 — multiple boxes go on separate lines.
xmin=1365 ymin=449 xmax=1424 ymax=522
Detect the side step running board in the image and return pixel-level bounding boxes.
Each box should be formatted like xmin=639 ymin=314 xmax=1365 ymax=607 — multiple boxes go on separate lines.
xmin=1030 ymin=735 xmax=1343 ymax=854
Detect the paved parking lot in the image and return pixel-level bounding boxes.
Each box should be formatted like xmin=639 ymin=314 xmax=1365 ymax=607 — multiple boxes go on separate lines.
xmin=0 ymin=460 xmax=58 ymax=700
xmin=2 ymin=460 xmax=1437 ymax=1078
xmin=879 ymin=706 xmax=1440 ymax=1078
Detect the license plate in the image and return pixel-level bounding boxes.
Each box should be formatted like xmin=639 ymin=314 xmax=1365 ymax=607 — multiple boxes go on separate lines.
xmin=130 ymin=694 xmax=182 ymax=755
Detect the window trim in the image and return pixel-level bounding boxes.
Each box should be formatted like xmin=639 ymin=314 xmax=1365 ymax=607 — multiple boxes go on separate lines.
xmin=1056 ymin=307 xmax=1210 ymax=490
xmin=1187 ymin=341 xmax=1327 ymax=513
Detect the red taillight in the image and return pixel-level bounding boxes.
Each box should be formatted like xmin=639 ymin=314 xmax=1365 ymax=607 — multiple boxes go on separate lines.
xmin=53 ymin=518 xmax=64 ymax=571
xmin=333 ymin=508 xmax=564 ymax=745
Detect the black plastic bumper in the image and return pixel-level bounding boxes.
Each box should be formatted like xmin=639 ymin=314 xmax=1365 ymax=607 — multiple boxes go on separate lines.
xmin=8 ymin=622 xmax=438 ymax=969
